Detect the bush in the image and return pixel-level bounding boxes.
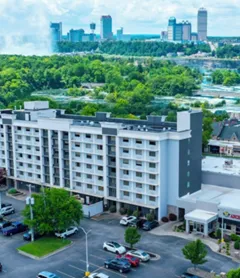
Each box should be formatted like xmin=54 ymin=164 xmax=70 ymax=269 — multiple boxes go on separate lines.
xmin=8 ymin=188 xmax=17 ymax=195
xmin=234 ymin=241 xmax=240 ymax=250
xmin=109 ymin=205 xmax=116 ymax=213
xmin=146 ymin=213 xmax=155 ymax=222
xmin=231 ymin=234 xmax=240 ymax=242
xmin=161 ymin=216 xmax=169 ymax=223
xmin=133 ymin=209 xmax=140 ymax=218
xmin=169 ymin=213 xmax=177 ymax=221
xmin=224 ymin=234 xmax=231 ymax=243
xmin=127 ymin=209 xmax=133 ymax=216
xmin=119 ymin=207 xmax=127 ymax=215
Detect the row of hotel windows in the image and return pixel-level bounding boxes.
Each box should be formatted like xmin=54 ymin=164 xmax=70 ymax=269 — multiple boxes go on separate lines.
xmin=122 ymin=160 xmax=157 ymax=168
xmin=74 ymin=143 xmax=103 ymax=150
xmin=123 ymin=192 xmax=156 ymax=202
xmin=122 ymin=149 xmax=157 ymax=157
xmin=122 ymin=138 xmax=157 ymax=145
xmin=123 ymin=181 xmax=157 ymax=191
xmin=75 ymin=163 xmax=103 ymax=171
xmin=122 ymin=170 xmax=157 ymax=180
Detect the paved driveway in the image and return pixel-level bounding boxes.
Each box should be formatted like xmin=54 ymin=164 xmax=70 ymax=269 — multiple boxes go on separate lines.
xmin=0 ymin=194 xmax=238 ymax=278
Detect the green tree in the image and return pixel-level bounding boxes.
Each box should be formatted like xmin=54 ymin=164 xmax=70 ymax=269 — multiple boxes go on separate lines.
xmin=22 ymin=188 xmax=83 ymax=235
xmin=227 ymin=268 xmax=240 ymax=278
xmin=182 ymin=239 xmax=208 ymax=269
xmin=124 ymin=227 xmax=141 ymax=249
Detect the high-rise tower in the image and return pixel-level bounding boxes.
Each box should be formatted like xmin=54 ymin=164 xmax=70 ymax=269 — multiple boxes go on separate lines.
xmin=100 ymin=15 xmax=113 ymax=40
xmin=197 ymin=8 xmax=208 ymax=41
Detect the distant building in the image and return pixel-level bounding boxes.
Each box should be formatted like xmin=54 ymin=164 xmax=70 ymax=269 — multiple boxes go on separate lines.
xmin=82 ymin=34 xmax=96 ymax=42
xmin=50 ymin=22 xmax=62 ymax=51
xmin=100 ymin=15 xmax=113 ymax=40
xmin=117 ymin=27 xmax=123 ymax=38
xmin=167 ymin=17 xmax=176 ymax=41
xmin=161 ymin=31 xmax=168 ymax=41
xmin=175 ymin=23 xmax=183 ymax=41
xmin=68 ymin=29 xmax=85 ymax=42
xmin=90 ymin=23 xmax=96 ymax=34
xmin=198 ymin=8 xmax=208 ymax=41
xmin=191 ymin=32 xmax=198 ymax=42
xmin=182 ymin=21 xmax=192 ymax=41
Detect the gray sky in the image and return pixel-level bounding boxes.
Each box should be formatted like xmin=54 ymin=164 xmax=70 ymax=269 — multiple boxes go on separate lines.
xmin=0 ymin=0 xmax=240 ymax=36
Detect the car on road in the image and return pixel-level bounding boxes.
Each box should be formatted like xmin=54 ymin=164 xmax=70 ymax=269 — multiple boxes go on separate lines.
xmin=104 ymin=258 xmax=131 ymax=273
xmin=2 ymin=221 xmax=27 ymax=236
xmin=0 ymin=220 xmax=12 ymax=230
xmin=142 ymin=220 xmax=159 ymax=231
xmin=120 ymin=216 xmax=137 ymax=226
xmin=55 ymin=226 xmax=78 ymax=238
xmin=181 ymin=273 xmax=202 ymax=278
xmin=128 ymin=218 xmax=147 ymax=228
xmin=23 ymin=229 xmax=42 ymax=241
xmin=37 ymin=271 xmax=60 ymax=278
xmin=1 ymin=203 xmax=12 ymax=208
xmin=103 ymin=241 xmax=126 ymax=254
xmin=89 ymin=273 xmax=109 ymax=278
xmin=0 ymin=205 xmax=15 ymax=216
xmin=116 ymin=254 xmax=140 ymax=267
xmin=126 ymin=250 xmax=150 ymax=262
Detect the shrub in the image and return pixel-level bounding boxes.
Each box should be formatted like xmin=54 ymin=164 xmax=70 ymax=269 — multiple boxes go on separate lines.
xmin=231 ymin=234 xmax=240 ymax=242
xmin=119 ymin=207 xmax=127 ymax=215
xmin=214 ymin=229 xmax=221 ymax=239
xmin=224 ymin=234 xmax=231 ymax=243
xmin=234 ymin=241 xmax=240 ymax=250
xmin=169 ymin=213 xmax=177 ymax=221
xmin=127 ymin=209 xmax=133 ymax=216
xmin=109 ymin=205 xmax=116 ymax=213
xmin=161 ymin=216 xmax=169 ymax=223
xmin=133 ymin=209 xmax=140 ymax=218
xmin=8 ymin=188 xmax=17 ymax=195
xmin=146 ymin=213 xmax=155 ymax=222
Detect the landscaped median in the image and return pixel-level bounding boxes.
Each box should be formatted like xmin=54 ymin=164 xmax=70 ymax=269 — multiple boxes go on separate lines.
xmin=17 ymin=237 xmax=72 ymax=259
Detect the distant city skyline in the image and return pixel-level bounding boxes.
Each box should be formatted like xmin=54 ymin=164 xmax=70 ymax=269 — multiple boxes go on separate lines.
xmin=0 ymin=0 xmax=240 ymax=36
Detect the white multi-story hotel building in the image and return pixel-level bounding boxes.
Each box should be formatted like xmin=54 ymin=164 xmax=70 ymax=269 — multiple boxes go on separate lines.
xmin=0 ymin=101 xmax=202 ymax=220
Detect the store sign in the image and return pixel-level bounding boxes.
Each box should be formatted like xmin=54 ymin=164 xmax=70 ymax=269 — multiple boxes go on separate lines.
xmin=222 ymin=211 xmax=240 ymax=221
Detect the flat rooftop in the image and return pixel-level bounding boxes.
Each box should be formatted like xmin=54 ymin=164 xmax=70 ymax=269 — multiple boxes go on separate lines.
xmin=202 ymin=156 xmax=240 ymax=176
xmin=181 ymin=184 xmax=240 ymax=210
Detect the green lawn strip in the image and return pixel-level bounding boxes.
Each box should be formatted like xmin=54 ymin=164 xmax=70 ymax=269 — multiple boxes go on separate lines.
xmin=17 ymin=237 xmax=71 ymax=257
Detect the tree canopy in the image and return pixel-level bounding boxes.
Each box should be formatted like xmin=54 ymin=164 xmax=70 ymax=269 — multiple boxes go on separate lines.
xmin=227 ymin=268 xmax=240 ymax=278
xmin=124 ymin=227 xmax=141 ymax=249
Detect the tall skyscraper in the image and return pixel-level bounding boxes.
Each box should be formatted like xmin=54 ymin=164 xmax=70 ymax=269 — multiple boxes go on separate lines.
xmin=182 ymin=21 xmax=192 ymax=41
xmin=197 ymin=8 xmax=208 ymax=41
xmin=167 ymin=17 xmax=176 ymax=41
xmin=68 ymin=29 xmax=85 ymax=42
xmin=100 ymin=15 xmax=113 ymax=40
xmin=50 ymin=22 xmax=62 ymax=43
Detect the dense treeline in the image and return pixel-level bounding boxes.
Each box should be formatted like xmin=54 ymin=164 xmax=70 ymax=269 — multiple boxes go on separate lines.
xmin=216 ymin=45 xmax=240 ymax=59
xmin=57 ymin=41 xmax=211 ymax=57
xmin=0 ymin=55 xmax=202 ymax=118
xmin=212 ymin=69 xmax=240 ymax=86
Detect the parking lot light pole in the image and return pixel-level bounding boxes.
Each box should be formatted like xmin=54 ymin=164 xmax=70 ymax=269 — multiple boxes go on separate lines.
xmin=26 ymin=184 xmax=35 ymax=242
xmin=79 ymin=227 xmax=91 ymax=277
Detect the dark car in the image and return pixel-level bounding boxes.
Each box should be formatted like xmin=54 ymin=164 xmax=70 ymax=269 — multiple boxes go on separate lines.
xmin=104 ymin=259 xmax=131 ymax=273
xmin=0 ymin=221 xmax=12 ymax=230
xmin=128 ymin=218 xmax=147 ymax=228
xmin=2 ymin=221 xmax=27 ymax=236
xmin=0 ymin=262 xmax=2 ymax=272
xmin=1 ymin=203 xmax=12 ymax=208
xmin=23 ymin=229 xmax=41 ymax=241
xmin=181 ymin=273 xmax=201 ymax=278
xmin=116 ymin=254 xmax=140 ymax=267
xmin=142 ymin=220 xmax=159 ymax=231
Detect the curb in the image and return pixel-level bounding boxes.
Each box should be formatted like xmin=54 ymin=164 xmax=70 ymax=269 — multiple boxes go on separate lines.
xmin=6 ymin=193 xmax=26 ymax=201
xmin=17 ymin=241 xmax=74 ymax=260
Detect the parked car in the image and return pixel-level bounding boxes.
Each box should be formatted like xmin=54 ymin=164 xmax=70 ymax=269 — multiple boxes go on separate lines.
xmin=103 ymin=241 xmax=126 ymax=254
xmin=116 ymin=254 xmax=140 ymax=267
xmin=142 ymin=220 xmax=159 ymax=231
xmin=0 ymin=220 xmax=12 ymax=230
xmin=37 ymin=271 xmax=60 ymax=278
xmin=128 ymin=218 xmax=147 ymax=228
xmin=23 ymin=229 xmax=42 ymax=241
xmin=0 ymin=206 xmax=15 ymax=216
xmin=2 ymin=221 xmax=27 ymax=236
xmin=0 ymin=262 xmax=2 ymax=272
xmin=126 ymin=250 xmax=150 ymax=262
xmin=89 ymin=273 xmax=109 ymax=278
xmin=120 ymin=216 xmax=137 ymax=226
xmin=55 ymin=226 xmax=78 ymax=238
xmin=104 ymin=258 xmax=131 ymax=273
xmin=181 ymin=273 xmax=202 ymax=278
xmin=1 ymin=203 xmax=12 ymax=208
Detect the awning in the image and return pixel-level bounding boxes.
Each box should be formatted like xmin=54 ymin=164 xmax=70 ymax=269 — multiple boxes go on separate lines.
xmin=185 ymin=209 xmax=218 ymax=224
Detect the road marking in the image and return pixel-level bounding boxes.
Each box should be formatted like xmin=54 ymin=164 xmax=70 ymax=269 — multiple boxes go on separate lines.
xmin=56 ymin=270 xmax=76 ymax=278
xmin=69 ymin=264 xmax=86 ymax=272
xmin=78 ymin=258 xmax=100 ymax=268
xmin=90 ymin=254 xmax=107 ymax=260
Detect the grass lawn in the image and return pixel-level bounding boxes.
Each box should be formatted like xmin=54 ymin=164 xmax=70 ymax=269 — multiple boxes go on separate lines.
xmin=18 ymin=237 xmax=71 ymax=257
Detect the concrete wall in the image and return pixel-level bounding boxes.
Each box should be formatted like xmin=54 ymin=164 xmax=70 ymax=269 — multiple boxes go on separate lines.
xmin=83 ymin=201 xmax=103 ymax=218
xmin=159 ymin=140 xmax=168 ymax=218
xmin=202 ymin=171 xmax=240 ymax=189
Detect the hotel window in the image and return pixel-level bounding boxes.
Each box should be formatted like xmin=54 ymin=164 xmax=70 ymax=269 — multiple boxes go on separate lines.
xmin=86 ymin=134 xmax=91 ymax=139
xmin=136 ymin=139 xmax=142 ymax=144
xmin=75 ymin=133 xmax=80 ymax=137
xmin=123 ymin=181 xmax=129 ymax=186
xmin=97 ymin=155 xmax=103 ymax=160
xmin=188 ymin=149 xmax=191 ymax=155
xmin=76 ymin=173 xmax=81 ymax=177
xmin=123 ymin=170 xmax=129 ymax=176
xmin=87 ymin=174 xmax=92 ymax=179
xmin=76 ymin=182 xmax=81 ymax=187
xmin=149 ymin=185 xmax=156 ymax=191
xmin=98 ymin=186 xmax=104 ymax=191
xmin=149 ymin=174 xmax=156 ymax=180
xmin=86 ymin=154 xmax=92 ymax=159
xmin=86 ymin=164 xmax=92 ymax=169
xmin=136 ymin=161 xmax=142 ymax=167
xmin=149 ymin=163 xmax=156 ymax=168
xmin=123 ymin=191 xmax=130 ymax=197
xmin=187 ymin=171 xmax=190 ymax=177
xmin=28 ymin=155 xmax=32 ymax=159
xmin=97 ymin=135 xmax=102 ymax=140
xmin=187 ymin=160 xmax=190 ymax=166
xmin=136 ymin=150 xmax=142 ymax=155
xmin=28 ymin=173 xmax=32 ymax=177
xmin=187 ymin=182 xmax=190 ymax=188
xmin=26 ymin=128 xmax=30 ymax=132
xmin=149 ymin=196 xmax=156 ymax=202
xmin=98 ymin=176 xmax=103 ymax=181
xmin=26 ymin=136 xmax=31 ymax=141
xmin=98 ymin=166 xmax=103 ymax=171
xmin=87 ymin=184 xmax=92 ymax=189
xmin=97 ymin=145 xmax=102 ymax=150
xmin=123 ymin=159 xmax=129 ymax=165
xmin=28 ymin=164 xmax=32 ymax=168
xmin=17 ymin=135 xmax=22 ymax=139
xmin=123 ymin=138 xmax=129 ymax=143
xmin=136 ymin=194 xmax=142 ymax=199
xmin=149 ymin=151 xmax=156 ymax=157
xmin=86 ymin=144 xmax=91 ymax=149
xmin=123 ymin=149 xmax=129 ymax=154
xmin=75 ymin=143 xmax=80 ymax=147
xmin=149 ymin=141 xmax=156 ymax=146
xmin=136 ymin=183 xmax=142 ymax=188
xmin=75 ymin=152 xmax=80 ymax=157
xmin=17 ymin=127 xmax=21 ymax=131
xmin=76 ymin=162 xmax=81 ymax=167
xmin=136 ymin=172 xmax=142 ymax=178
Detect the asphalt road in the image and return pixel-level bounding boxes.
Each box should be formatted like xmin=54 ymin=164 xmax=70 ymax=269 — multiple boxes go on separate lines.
xmin=0 ymin=193 xmax=238 ymax=278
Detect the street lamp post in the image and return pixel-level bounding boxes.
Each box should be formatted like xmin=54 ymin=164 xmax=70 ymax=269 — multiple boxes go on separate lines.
xmin=26 ymin=184 xmax=35 ymax=242
xmin=79 ymin=227 xmax=91 ymax=277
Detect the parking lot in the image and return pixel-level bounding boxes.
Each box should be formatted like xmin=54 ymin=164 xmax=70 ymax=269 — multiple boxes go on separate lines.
xmin=0 ymin=194 xmax=239 ymax=278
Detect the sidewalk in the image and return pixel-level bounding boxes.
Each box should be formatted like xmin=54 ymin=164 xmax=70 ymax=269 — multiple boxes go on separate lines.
xmin=150 ymin=221 xmax=219 ymax=252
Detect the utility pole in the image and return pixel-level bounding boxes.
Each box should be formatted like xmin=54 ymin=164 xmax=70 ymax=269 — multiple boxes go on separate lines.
xmin=26 ymin=184 xmax=35 ymax=242
xmin=79 ymin=227 xmax=91 ymax=277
